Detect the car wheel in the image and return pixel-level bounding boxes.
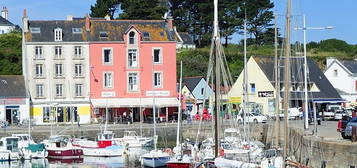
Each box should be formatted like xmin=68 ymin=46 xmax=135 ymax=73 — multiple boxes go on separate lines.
xmin=253 ymin=119 xmax=258 ymax=124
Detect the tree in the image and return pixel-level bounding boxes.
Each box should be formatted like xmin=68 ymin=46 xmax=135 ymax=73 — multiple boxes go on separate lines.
xmin=119 ymin=0 xmax=167 ymax=19
xmin=318 ymin=39 xmax=351 ymax=52
xmin=240 ymin=0 xmax=274 ymax=45
xmin=0 ymin=32 xmax=22 ymax=75
xmin=90 ymin=0 xmax=120 ymax=19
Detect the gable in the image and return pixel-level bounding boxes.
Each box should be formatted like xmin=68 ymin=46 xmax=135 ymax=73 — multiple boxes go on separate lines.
xmin=182 ymin=85 xmax=195 ymax=99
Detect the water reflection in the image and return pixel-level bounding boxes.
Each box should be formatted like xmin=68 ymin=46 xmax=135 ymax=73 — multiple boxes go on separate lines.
xmin=2 ymin=148 xmax=151 ymax=168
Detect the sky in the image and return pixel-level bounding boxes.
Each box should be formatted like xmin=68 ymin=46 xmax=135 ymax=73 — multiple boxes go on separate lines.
xmin=0 ymin=0 xmax=356 ymax=44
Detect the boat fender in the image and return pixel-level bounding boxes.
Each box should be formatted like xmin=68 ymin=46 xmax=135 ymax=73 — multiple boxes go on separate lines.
xmin=219 ymin=149 xmax=224 ymax=156
xmin=164 ymin=148 xmax=172 ymax=155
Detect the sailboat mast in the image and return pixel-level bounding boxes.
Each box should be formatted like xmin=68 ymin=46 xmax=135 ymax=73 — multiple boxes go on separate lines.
xmin=303 ymin=15 xmax=309 ymax=130
xmin=274 ymin=14 xmax=280 ymax=148
xmin=213 ymin=0 xmax=220 ymax=158
xmin=243 ymin=13 xmax=250 ymax=146
xmin=283 ymin=0 xmax=292 ymax=166
xmin=176 ymin=61 xmax=183 ymax=149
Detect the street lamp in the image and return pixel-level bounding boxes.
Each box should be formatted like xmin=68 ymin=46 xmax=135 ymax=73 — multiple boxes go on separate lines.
xmin=295 ymin=15 xmax=333 ymax=133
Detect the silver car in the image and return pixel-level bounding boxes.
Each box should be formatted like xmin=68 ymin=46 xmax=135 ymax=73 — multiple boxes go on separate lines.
xmin=344 ymin=117 xmax=357 ymax=137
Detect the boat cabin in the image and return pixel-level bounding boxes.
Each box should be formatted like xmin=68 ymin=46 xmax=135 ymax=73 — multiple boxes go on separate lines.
xmin=0 ymin=137 xmax=20 ymax=152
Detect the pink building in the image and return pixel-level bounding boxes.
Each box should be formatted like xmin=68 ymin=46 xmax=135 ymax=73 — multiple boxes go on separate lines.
xmin=88 ymin=18 xmax=179 ymax=123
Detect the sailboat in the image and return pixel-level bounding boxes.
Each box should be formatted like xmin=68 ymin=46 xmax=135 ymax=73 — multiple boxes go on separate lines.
xmin=72 ymin=106 xmax=124 ymax=157
xmin=141 ymin=55 xmax=171 ymax=168
xmin=166 ymin=62 xmax=194 ymax=168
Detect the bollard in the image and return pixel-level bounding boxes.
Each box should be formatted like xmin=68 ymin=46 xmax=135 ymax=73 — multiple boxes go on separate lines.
xmin=352 ymin=126 xmax=357 ymax=142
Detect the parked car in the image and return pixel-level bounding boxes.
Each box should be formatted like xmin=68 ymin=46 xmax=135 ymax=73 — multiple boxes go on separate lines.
xmin=237 ymin=113 xmax=267 ymax=124
xmin=334 ymin=110 xmax=348 ymax=120
xmin=338 ymin=116 xmax=354 ymax=139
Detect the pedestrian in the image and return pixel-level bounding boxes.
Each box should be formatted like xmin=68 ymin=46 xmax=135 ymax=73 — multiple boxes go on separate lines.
xmin=77 ymin=114 xmax=80 ymax=127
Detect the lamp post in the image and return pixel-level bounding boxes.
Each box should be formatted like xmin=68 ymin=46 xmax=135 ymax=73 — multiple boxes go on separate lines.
xmin=295 ymin=15 xmax=333 ymax=132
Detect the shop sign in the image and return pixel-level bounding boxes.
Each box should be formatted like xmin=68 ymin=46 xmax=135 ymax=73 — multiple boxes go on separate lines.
xmin=258 ymin=91 xmax=274 ymax=97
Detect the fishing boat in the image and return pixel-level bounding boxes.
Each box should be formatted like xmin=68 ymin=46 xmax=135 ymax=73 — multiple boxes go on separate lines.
xmin=72 ymin=130 xmax=124 ymax=157
xmin=0 ymin=136 xmax=21 ymax=161
xmin=43 ymin=135 xmax=83 ymax=159
xmin=12 ymin=133 xmax=48 ymax=159
xmin=114 ymin=130 xmax=153 ymax=148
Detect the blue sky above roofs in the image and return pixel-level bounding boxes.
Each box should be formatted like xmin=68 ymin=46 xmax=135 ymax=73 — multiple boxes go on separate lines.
xmin=0 ymin=0 xmax=356 ymax=44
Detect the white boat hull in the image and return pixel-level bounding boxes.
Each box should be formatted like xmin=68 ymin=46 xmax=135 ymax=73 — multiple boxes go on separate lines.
xmin=81 ymin=146 xmax=124 ymax=157
xmin=142 ymin=156 xmax=170 ymax=167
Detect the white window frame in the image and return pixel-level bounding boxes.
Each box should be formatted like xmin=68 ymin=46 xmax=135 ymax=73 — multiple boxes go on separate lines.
xmin=102 ymin=48 xmax=113 ymax=65
xmin=55 ymin=64 xmax=63 ymax=77
xmin=128 ymin=72 xmax=139 ymax=92
xmin=128 ymin=31 xmax=136 ymax=45
xmin=54 ymin=28 xmax=63 ymax=42
xmin=55 ymin=46 xmax=62 ymax=59
xmin=103 ymin=72 xmax=113 ymax=88
xmin=153 ymin=71 xmax=163 ymax=88
xmin=55 ymin=84 xmax=64 ymax=97
xmin=74 ymin=64 xmax=83 ymax=77
xmin=75 ymin=84 xmax=83 ymax=97
xmin=74 ymin=46 xmax=82 ymax=58
xmin=35 ymin=46 xmax=43 ymax=59
xmin=152 ymin=48 xmax=163 ymax=64
xmin=35 ymin=64 xmax=43 ymax=77
xmin=128 ymin=49 xmax=138 ymax=68
xmin=36 ymin=84 xmax=44 ymax=98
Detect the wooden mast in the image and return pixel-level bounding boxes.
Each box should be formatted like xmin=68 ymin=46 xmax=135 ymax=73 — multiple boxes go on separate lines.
xmin=283 ymin=0 xmax=292 ymax=167
xmin=274 ymin=14 xmax=280 ymax=148
xmin=213 ymin=0 xmax=220 ymax=158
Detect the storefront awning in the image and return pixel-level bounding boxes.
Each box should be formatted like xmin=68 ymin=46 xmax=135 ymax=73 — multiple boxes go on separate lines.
xmin=312 ymin=98 xmax=346 ymax=103
xmin=91 ymin=97 xmax=180 ymax=108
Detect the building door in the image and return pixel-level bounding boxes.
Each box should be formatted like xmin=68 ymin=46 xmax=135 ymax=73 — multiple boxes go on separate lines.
xmin=57 ymin=107 xmax=64 ymax=122
xmin=5 ymin=106 xmax=20 ymax=125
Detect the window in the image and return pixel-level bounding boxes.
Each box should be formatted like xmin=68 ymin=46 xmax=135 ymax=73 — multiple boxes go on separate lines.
xmin=56 ymin=84 xmax=64 ymax=97
xmin=72 ymin=28 xmax=82 ymax=34
xmin=250 ymin=83 xmax=256 ymax=93
xmin=104 ymin=72 xmax=113 ymax=88
xmin=74 ymin=46 xmax=82 ymax=58
xmin=36 ymin=84 xmax=44 ymax=97
xmin=100 ymin=32 xmax=108 ymax=38
xmin=128 ymin=72 xmax=138 ymax=91
xmin=35 ymin=46 xmax=43 ymax=59
xmin=74 ymin=64 xmax=82 ymax=77
xmin=334 ymin=69 xmax=338 ymax=77
xmin=30 ymin=27 xmax=41 ymax=33
xmin=201 ymin=88 xmax=204 ymax=95
xmin=103 ymin=49 xmax=112 ymax=64
xmin=129 ymin=31 xmax=135 ymax=44
xmin=55 ymin=64 xmax=63 ymax=77
xmin=43 ymin=107 xmax=50 ymax=123
xmin=128 ymin=49 xmax=137 ymax=67
xmin=54 ymin=28 xmax=63 ymax=41
xmin=75 ymin=84 xmax=83 ymax=97
xmin=153 ymin=48 xmax=162 ymax=64
xmin=35 ymin=64 xmax=43 ymax=77
xmin=143 ymin=32 xmax=150 ymax=40
xmin=153 ymin=72 xmax=162 ymax=87
xmin=55 ymin=46 xmax=62 ymax=58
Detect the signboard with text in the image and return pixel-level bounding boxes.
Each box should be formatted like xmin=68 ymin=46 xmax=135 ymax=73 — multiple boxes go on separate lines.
xmin=229 ymin=97 xmax=241 ymax=103
xmin=146 ymin=91 xmax=170 ymax=97
xmin=258 ymin=91 xmax=274 ymax=97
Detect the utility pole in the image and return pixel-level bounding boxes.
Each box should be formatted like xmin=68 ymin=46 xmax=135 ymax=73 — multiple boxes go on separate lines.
xmin=283 ymin=0 xmax=291 ymax=167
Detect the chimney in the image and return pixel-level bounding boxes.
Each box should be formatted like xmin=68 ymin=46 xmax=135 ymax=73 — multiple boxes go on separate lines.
xmin=1 ymin=7 xmax=8 ymax=20
xmin=22 ymin=9 xmax=29 ymax=33
xmin=166 ymin=16 xmax=173 ymax=30
xmin=326 ymin=57 xmax=336 ymax=67
xmin=85 ymin=14 xmax=90 ymax=32
xmin=67 ymin=15 xmax=73 ymax=21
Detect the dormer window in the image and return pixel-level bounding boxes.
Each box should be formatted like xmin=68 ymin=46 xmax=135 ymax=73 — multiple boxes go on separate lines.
xmin=129 ymin=31 xmax=136 ymax=44
xmin=100 ymin=32 xmax=108 ymax=38
xmin=54 ymin=28 xmax=63 ymax=41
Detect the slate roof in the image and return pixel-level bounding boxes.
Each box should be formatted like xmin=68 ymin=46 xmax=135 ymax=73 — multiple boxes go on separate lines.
xmin=253 ymin=56 xmax=341 ymax=100
xmin=0 ymin=75 xmax=27 ymax=98
xmin=183 ymin=76 xmax=203 ymax=92
xmin=0 ymin=16 xmax=14 ymax=26
xmin=178 ymin=32 xmax=194 ymax=44
xmin=25 ymin=18 xmax=175 ymax=42
xmin=340 ymin=60 xmax=357 ymax=74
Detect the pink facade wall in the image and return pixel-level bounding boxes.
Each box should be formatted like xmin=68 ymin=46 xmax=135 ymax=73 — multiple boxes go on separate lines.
xmin=89 ymin=31 xmax=177 ymax=99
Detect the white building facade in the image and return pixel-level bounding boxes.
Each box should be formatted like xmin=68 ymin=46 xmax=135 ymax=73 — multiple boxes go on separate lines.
xmin=325 ymin=58 xmax=357 ymax=106
xmin=22 ymin=14 xmax=91 ymax=125
xmin=0 ymin=7 xmax=15 ymax=34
